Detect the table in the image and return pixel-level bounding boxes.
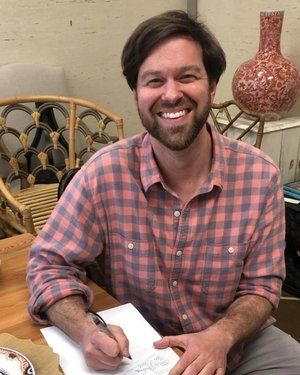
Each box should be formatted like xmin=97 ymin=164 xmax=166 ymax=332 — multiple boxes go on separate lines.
xmin=0 ymin=233 xmax=120 ymax=372
xmin=0 ymin=233 xmax=120 ymax=343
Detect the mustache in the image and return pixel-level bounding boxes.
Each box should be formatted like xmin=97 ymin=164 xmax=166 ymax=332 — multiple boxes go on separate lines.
xmin=152 ymin=96 xmax=196 ymax=112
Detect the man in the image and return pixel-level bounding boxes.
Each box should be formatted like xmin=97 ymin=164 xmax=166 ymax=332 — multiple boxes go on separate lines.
xmin=27 ymin=10 xmax=300 ymax=374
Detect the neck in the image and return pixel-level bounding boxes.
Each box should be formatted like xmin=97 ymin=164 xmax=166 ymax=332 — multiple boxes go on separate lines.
xmin=150 ymin=126 xmax=212 ymax=204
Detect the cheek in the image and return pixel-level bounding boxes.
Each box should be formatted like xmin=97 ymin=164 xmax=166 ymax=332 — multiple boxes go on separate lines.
xmin=136 ymin=90 xmax=160 ymax=111
xmin=183 ymin=85 xmax=210 ymax=101
xmin=196 ymin=89 xmax=213 ymax=106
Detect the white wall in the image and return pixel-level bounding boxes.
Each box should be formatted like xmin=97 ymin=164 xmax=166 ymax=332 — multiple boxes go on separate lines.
xmin=0 ymin=0 xmax=186 ymax=136
xmin=198 ymin=0 xmax=300 ymax=116
xmin=1 ymin=0 xmax=298 ymax=137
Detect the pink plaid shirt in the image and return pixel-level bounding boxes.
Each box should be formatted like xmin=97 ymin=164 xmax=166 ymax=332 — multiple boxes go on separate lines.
xmin=27 ymin=124 xmax=285 ymax=369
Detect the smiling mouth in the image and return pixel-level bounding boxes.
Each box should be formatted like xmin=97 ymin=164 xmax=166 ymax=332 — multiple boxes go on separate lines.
xmin=158 ymin=109 xmax=190 ymax=119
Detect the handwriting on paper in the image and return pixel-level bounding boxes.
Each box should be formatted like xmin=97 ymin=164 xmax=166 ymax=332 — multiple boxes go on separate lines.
xmin=41 ymin=303 xmax=179 ymax=375
xmin=131 ymin=353 xmax=171 ymax=375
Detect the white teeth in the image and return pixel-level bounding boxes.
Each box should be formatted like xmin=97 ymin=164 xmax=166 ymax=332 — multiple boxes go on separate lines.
xmin=161 ymin=110 xmax=186 ymax=119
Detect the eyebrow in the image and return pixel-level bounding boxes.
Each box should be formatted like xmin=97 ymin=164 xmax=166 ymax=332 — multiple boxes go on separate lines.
xmin=139 ymin=65 xmax=202 ymax=82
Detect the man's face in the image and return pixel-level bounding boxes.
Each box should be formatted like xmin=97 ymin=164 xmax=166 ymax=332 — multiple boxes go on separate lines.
xmin=134 ymin=36 xmax=216 ymax=151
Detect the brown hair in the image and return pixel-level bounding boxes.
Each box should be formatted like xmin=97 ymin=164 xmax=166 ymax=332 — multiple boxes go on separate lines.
xmin=121 ymin=10 xmax=226 ymax=90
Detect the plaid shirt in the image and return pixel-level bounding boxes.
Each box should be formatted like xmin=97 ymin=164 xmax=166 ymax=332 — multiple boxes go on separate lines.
xmin=27 ymin=124 xmax=285 ymax=369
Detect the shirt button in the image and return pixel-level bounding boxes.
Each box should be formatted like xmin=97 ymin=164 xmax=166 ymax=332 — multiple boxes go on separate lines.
xmin=182 ymin=314 xmax=188 ymax=320
xmin=172 ymin=280 xmax=178 ymax=287
xmin=173 ymin=210 xmax=181 ymax=217
xmin=176 ymin=250 xmax=183 ymax=257
xmin=127 ymin=242 xmax=134 ymax=250
xmin=228 ymin=246 xmax=235 ymax=254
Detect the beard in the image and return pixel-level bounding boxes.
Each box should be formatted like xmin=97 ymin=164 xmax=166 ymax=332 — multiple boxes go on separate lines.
xmin=137 ymin=94 xmax=211 ymax=151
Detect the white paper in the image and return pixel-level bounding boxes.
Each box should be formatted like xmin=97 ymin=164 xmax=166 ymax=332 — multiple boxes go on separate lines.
xmin=41 ymin=303 xmax=179 ymax=374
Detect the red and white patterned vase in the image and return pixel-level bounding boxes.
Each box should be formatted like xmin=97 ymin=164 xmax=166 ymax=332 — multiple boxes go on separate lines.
xmin=232 ymin=10 xmax=300 ymax=120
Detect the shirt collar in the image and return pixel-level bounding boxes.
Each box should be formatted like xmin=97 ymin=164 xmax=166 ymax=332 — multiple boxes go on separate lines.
xmin=140 ymin=133 xmax=162 ymax=192
xmin=205 ymin=123 xmax=225 ymax=191
xmin=140 ymin=124 xmax=225 ymax=194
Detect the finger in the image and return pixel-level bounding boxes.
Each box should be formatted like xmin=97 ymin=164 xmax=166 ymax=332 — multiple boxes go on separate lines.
xmin=91 ymin=330 xmax=121 ymax=358
xmin=108 ymin=324 xmax=130 ymax=358
xmin=154 ymin=335 xmax=186 ymax=350
xmin=180 ymin=358 xmax=204 ymax=375
xmin=86 ymin=352 xmax=122 ymax=370
xmin=84 ymin=341 xmax=123 ymax=370
xmin=86 ymin=357 xmax=122 ymax=371
xmin=198 ymin=362 xmax=221 ymax=375
xmin=214 ymin=368 xmax=225 ymax=375
xmin=169 ymin=351 xmax=200 ymax=375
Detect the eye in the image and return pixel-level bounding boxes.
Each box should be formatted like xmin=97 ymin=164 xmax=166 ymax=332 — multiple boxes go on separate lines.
xmin=179 ymin=74 xmax=198 ymax=83
xmin=146 ymin=78 xmax=164 ymax=87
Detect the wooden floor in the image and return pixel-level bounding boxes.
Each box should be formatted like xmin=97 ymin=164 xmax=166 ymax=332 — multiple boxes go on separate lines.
xmin=273 ymin=291 xmax=300 ymax=342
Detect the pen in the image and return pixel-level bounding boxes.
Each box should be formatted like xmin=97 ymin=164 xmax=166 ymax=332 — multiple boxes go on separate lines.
xmin=87 ymin=310 xmax=132 ymax=360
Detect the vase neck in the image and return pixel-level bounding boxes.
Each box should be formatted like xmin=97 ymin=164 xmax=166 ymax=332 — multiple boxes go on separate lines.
xmin=258 ymin=11 xmax=283 ymax=53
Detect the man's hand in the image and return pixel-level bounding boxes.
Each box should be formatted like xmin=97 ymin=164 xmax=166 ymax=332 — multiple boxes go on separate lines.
xmin=46 ymin=296 xmax=130 ymax=371
xmin=81 ymin=323 xmax=130 ymax=370
xmin=154 ymin=295 xmax=273 ymax=374
xmin=154 ymin=326 xmax=230 ymax=375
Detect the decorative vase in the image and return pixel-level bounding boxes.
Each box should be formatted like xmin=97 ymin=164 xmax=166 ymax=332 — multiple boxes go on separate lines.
xmin=232 ymin=10 xmax=300 ymax=120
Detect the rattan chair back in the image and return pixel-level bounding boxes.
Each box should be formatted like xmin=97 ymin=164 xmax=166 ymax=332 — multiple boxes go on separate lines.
xmin=209 ymin=100 xmax=265 ymax=148
xmin=0 ymin=95 xmax=124 ymax=236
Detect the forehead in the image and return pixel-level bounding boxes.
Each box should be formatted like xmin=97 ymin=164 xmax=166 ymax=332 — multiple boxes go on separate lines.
xmin=138 ymin=36 xmax=204 ymax=76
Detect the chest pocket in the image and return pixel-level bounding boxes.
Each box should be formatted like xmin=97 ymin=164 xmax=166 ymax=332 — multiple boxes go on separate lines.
xmin=111 ymin=233 xmax=157 ymax=292
xmin=202 ymin=243 xmax=246 ymax=298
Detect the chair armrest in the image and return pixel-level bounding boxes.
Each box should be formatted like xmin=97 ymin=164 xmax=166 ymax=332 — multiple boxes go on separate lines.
xmin=0 ymin=177 xmax=26 ymax=213
xmin=0 ymin=177 xmax=36 ymax=235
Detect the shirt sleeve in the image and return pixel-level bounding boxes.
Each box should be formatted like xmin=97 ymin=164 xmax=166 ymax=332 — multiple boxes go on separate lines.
xmin=236 ymin=166 xmax=286 ymax=309
xmin=27 ymin=166 xmax=104 ymax=324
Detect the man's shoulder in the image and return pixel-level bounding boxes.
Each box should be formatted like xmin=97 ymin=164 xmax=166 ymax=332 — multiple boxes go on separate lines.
xmin=84 ymin=132 xmax=146 ymax=169
xmin=97 ymin=132 xmax=145 ymax=155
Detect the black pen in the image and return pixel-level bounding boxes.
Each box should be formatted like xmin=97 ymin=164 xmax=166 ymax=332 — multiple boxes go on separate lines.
xmin=87 ymin=310 xmax=132 ymax=360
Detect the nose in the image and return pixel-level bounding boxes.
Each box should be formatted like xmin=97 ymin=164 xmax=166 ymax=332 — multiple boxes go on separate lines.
xmin=161 ymin=80 xmax=183 ymax=104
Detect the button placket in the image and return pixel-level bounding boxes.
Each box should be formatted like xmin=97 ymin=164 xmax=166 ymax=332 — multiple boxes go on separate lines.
xmin=170 ymin=208 xmax=188 ymax=310
xmin=127 ymin=242 xmax=134 ymax=250
xmin=228 ymin=246 xmax=235 ymax=254
xmin=182 ymin=313 xmax=188 ymax=320
xmin=173 ymin=210 xmax=181 ymax=218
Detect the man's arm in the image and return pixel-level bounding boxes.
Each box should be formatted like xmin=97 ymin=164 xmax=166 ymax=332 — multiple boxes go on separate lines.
xmin=155 ymin=294 xmax=272 ymax=375
xmin=213 ymin=294 xmax=273 ymax=345
xmin=27 ymin=167 xmax=105 ymax=324
xmin=46 ymin=295 xmax=130 ymax=371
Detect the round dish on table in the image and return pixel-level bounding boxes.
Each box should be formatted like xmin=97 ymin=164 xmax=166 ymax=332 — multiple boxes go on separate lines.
xmin=0 ymin=334 xmax=61 ymax=375
xmin=0 ymin=347 xmax=35 ymax=374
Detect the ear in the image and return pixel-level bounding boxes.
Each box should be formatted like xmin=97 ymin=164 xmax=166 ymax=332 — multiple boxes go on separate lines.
xmin=133 ymin=89 xmax=138 ymax=105
xmin=210 ymin=82 xmax=217 ymax=103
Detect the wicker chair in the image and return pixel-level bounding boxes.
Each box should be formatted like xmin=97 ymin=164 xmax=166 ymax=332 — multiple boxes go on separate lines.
xmin=0 ymin=95 xmax=124 ymax=236
xmin=209 ymin=100 xmax=265 ymax=148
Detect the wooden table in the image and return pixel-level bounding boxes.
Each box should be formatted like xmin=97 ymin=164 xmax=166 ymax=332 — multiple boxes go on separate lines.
xmin=0 ymin=233 xmax=120 ymax=372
